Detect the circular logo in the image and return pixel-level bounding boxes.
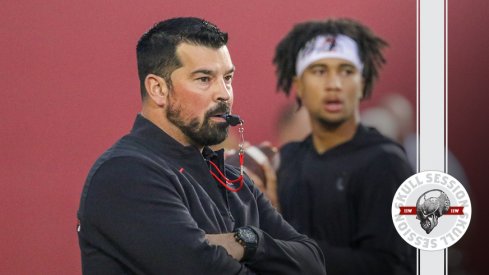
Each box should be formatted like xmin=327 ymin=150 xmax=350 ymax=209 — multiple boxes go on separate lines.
xmin=391 ymin=171 xmax=471 ymax=251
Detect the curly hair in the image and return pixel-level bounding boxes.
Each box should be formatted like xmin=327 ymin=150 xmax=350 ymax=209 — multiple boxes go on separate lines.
xmin=136 ymin=17 xmax=228 ymax=99
xmin=273 ymin=18 xmax=387 ymax=100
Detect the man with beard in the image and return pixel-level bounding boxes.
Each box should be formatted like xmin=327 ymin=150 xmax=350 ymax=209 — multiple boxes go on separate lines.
xmin=271 ymin=18 xmax=416 ymax=274
xmin=77 ymin=17 xmax=325 ymax=275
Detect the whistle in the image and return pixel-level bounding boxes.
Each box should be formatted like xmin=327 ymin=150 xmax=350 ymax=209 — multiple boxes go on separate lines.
xmin=220 ymin=114 xmax=243 ymax=126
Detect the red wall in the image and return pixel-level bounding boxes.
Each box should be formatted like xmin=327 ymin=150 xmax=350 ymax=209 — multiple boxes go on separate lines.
xmin=0 ymin=0 xmax=486 ymax=274
xmin=448 ymin=1 xmax=489 ymax=272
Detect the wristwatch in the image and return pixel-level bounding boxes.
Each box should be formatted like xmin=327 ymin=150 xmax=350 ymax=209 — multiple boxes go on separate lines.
xmin=233 ymin=226 xmax=258 ymax=261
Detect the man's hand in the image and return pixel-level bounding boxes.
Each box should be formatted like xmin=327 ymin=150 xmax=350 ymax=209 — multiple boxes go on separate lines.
xmin=205 ymin=233 xmax=244 ymax=261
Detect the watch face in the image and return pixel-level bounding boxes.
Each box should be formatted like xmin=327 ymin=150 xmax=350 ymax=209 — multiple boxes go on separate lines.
xmin=239 ymin=228 xmax=258 ymax=243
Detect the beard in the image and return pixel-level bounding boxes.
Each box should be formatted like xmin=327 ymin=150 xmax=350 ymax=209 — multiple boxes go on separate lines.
xmin=166 ymin=100 xmax=230 ymax=146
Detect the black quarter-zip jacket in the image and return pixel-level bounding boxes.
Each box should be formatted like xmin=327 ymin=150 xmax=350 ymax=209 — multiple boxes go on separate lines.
xmin=78 ymin=114 xmax=325 ymax=275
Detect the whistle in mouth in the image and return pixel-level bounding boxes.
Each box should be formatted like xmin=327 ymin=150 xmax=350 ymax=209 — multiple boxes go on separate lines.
xmin=220 ymin=114 xmax=243 ymax=126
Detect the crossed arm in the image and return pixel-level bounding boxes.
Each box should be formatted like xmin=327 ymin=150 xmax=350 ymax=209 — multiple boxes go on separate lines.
xmin=205 ymin=233 xmax=244 ymax=261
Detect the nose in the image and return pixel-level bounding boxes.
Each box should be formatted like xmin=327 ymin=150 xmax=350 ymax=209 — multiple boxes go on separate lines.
xmin=214 ymin=78 xmax=232 ymax=102
xmin=325 ymin=72 xmax=341 ymax=91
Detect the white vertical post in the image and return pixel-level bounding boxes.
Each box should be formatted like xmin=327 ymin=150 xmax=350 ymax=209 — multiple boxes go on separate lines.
xmin=418 ymin=0 xmax=447 ymax=274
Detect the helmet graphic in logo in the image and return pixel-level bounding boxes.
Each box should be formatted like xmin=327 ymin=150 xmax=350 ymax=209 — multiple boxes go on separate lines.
xmin=416 ymin=189 xmax=450 ymax=234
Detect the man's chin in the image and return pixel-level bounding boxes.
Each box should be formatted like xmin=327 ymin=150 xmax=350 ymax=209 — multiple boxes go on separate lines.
xmin=210 ymin=130 xmax=229 ymax=146
xmin=194 ymin=125 xmax=229 ymax=147
xmin=203 ymin=135 xmax=228 ymax=147
xmin=318 ymin=117 xmax=345 ymax=129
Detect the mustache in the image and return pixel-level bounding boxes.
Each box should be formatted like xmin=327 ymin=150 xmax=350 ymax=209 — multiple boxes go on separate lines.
xmin=205 ymin=102 xmax=231 ymax=118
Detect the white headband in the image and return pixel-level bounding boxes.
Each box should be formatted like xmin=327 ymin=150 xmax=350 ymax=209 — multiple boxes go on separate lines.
xmin=295 ymin=34 xmax=363 ymax=76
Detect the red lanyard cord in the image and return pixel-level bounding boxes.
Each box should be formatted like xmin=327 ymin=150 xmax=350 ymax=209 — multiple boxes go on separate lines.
xmin=208 ymin=120 xmax=246 ymax=193
xmin=209 ymin=159 xmax=244 ymax=192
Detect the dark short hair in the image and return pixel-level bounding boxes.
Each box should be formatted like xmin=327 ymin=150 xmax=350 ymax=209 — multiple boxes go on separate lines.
xmin=136 ymin=17 xmax=228 ymax=99
xmin=273 ymin=18 xmax=388 ymax=102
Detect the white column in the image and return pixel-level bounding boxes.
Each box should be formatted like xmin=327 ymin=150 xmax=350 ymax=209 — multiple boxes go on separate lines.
xmin=418 ymin=0 xmax=447 ymax=274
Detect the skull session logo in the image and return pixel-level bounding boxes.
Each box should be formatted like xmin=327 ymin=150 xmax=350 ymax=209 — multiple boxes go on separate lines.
xmin=391 ymin=171 xmax=471 ymax=251
xmin=416 ymin=189 xmax=451 ymax=234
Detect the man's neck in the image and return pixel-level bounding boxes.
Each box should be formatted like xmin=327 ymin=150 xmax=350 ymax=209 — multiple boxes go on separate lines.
xmin=310 ymin=118 xmax=358 ymax=154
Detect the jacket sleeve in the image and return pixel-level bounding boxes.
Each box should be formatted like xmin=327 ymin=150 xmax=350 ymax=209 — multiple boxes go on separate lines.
xmin=243 ymin=178 xmax=326 ymax=275
xmin=316 ymin=151 xmax=416 ymax=275
xmin=78 ymin=157 xmax=256 ymax=275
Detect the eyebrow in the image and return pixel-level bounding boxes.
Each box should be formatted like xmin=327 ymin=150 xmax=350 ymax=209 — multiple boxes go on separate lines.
xmin=226 ymin=66 xmax=236 ymax=74
xmin=339 ymin=63 xmax=355 ymax=69
xmin=190 ymin=66 xmax=235 ymax=76
xmin=308 ymin=64 xmax=326 ymax=69
xmin=308 ymin=63 xmax=355 ymax=70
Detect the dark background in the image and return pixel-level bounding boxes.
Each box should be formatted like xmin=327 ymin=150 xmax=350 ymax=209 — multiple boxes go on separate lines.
xmin=1 ymin=0 xmax=486 ymax=274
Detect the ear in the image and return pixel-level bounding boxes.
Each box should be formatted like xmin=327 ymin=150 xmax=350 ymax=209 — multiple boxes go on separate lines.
xmin=358 ymin=78 xmax=365 ymax=99
xmin=292 ymin=76 xmax=303 ymax=99
xmin=144 ymin=74 xmax=169 ymax=107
